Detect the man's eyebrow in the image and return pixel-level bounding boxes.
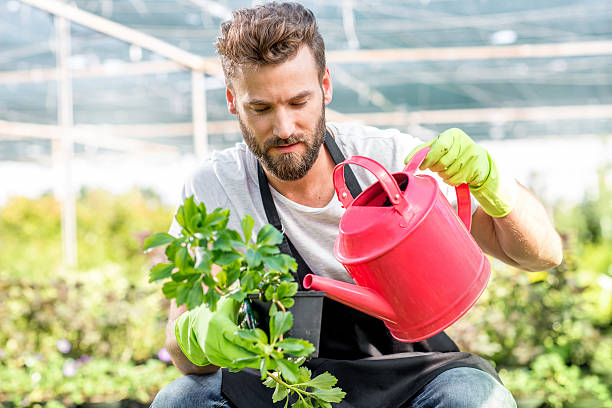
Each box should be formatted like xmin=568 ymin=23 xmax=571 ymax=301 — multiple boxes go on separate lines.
xmin=288 ymin=90 xmax=312 ymax=102
xmin=247 ymin=90 xmax=313 ymax=106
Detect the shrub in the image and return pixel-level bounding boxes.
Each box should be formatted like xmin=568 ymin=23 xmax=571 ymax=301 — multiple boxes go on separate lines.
xmin=0 ymin=188 xmax=172 ymax=283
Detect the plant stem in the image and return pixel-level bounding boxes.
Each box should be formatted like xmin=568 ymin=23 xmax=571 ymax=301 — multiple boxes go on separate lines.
xmin=267 ymin=371 xmax=315 ymax=404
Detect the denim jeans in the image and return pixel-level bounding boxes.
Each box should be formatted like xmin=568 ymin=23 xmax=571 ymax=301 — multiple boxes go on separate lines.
xmin=150 ymin=367 xmax=516 ymax=408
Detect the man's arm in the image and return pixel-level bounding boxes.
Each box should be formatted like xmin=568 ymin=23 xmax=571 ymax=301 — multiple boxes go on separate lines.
xmin=165 ymin=299 xmax=221 ymax=375
xmin=470 ymin=182 xmax=563 ymax=272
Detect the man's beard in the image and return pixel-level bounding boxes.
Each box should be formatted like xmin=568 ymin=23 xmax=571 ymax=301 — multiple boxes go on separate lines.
xmin=239 ymin=104 xmax=326 ymax=181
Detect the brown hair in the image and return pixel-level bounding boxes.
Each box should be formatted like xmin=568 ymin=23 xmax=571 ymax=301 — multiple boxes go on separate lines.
xmin=215 ymin=2 xmax=326 ymax=86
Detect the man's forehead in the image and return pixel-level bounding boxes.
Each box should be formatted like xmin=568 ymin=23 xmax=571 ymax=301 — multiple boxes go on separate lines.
xmin=231 ymin=69 xmax=321 ymax=103
xmin=229 ymin=46 xmax=321 ymax=92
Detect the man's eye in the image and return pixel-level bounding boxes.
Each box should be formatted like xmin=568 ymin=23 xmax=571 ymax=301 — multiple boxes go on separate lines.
xmin=292 ymin=101 xmax=306 ymax=107
xmin=253 ymin=107 xmax=269 ymax=113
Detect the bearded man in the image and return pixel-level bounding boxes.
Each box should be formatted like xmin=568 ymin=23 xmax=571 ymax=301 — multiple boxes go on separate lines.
xmin=152 ymin=3 xmax=562 ymax=407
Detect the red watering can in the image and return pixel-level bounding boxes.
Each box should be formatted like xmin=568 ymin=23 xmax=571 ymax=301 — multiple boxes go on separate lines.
xmin=303 ymin=148 xmax=491 ymax=342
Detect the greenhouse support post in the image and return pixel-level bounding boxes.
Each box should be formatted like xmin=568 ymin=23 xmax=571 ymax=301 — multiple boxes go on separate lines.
xmin=55 ymin=15 xmax=77 ymax=268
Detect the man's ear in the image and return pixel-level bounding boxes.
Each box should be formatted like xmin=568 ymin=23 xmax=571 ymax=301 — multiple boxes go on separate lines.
xmin=226 ymin=87 xmax=237 ymax=115
xmin=322 ymin=67 xmax=333 ymax=106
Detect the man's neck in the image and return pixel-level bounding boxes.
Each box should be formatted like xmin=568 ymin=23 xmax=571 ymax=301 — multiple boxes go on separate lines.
xmin=264 ymin=145 xmax=336 ymax=208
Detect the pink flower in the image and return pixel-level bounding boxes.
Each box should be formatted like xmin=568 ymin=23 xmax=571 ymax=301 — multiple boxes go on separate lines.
xmin=157 ymin=347 xmax=172 ymax=362
xmin=76 ymin=354 xmax=91 ymax=366
xmin=56 ymin=338 xmax=71 ymax=354
xmin=62 ymin=360 xmax=78 ymax=377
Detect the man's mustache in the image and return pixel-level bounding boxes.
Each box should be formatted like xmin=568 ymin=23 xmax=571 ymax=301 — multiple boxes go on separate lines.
xmin=264 ymin=135 xmax=305 ymax=150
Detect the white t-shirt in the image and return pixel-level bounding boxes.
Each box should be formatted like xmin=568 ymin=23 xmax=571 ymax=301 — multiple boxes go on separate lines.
xmin=170 ymin=122 xmax=472 ymax=283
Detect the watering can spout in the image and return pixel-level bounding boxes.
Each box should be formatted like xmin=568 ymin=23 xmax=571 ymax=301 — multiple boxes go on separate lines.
xmin=303 ymin=274 xmax=399 ymax=325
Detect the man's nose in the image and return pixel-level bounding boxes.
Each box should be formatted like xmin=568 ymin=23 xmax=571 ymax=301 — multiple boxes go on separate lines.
xmin=273 ymin=107 xmax=296 ymax=139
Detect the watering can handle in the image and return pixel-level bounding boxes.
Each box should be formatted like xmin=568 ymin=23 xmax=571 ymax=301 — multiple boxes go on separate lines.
xmin=404 ymin=147 xmax=472 ymax=231
xmin=333 ymin=156 xmax=409 ymax=214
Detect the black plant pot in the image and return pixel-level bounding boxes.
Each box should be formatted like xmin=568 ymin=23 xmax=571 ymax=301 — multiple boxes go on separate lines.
xmin=246 ymin=291 xmax=326 ymax=358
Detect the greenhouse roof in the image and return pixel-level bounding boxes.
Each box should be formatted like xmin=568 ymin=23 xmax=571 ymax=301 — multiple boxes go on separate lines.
xmin=1 ymin=0 xmax=611 ymax=160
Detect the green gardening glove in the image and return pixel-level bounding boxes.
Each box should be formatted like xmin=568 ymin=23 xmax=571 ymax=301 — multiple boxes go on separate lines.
xmin=175 ymin=296 xmax=260 ymax=368
xmin=404 ymin=128 xmax=518 ymax=217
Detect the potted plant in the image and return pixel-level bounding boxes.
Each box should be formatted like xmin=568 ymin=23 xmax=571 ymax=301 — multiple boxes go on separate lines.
xmin=143 ymin=196 xmax=345 ymax=408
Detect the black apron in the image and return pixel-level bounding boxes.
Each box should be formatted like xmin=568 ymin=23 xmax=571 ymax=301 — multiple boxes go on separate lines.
xmin=221 ymin=130 xmax=500 ymax=407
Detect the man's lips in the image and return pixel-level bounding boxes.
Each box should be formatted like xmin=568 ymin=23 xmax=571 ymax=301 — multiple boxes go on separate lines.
xmin=272 ymin=142 xmax=300 ymax=153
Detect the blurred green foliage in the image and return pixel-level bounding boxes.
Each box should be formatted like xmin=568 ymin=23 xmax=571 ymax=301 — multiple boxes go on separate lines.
xmin=0 ymin=178 xmax=610 ymax=406
xmin=0 ymin=188 xmax=171 ymax=283
xmin=448 ymin=170 xmax=612 ymax=407
xmin=0 ymin=189 xmax=180 ymax=406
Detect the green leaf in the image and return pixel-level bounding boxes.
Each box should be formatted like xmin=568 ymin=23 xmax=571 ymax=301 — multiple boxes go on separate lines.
xmin=264 ymin=253 xmax=297 ymax=273
xmin=246 ymin=248 xmax=263 ymax=268
xmin=198 ymin=201 xmax=207 ymax=217
xmin=276 ymin=282 xmax=298 ymax=299
xmin=164 ymin=239 xmax=183 ymax=261
xmin=142 ymin=233 xmax=175 ymax=251
xmin=297 ymin=367 xmax=312 ymax=383
xmin=161 ymin=281 xmax=179 ymax=299
xmin=259 ymin=245 xmax=281 ymax=256
xmin=183 ymin=196 xmax=198 ymax=231
xmin=277 ymin=338 xmax=315 ymax=357
xmin=215 ymin=270 xmax=227 ymax=287
xmin=276 ymin=338 xmax=304 ymax=353
xmin=263 ymin=376 xmax=276 ymax=389
xmin=174 ymin=206 xmax=186 ymax=228
xmin=204 ymin=288 xmax=221 ymax=311
xmin=257 ymin=224 xmax=283 ymax=247
xmin=186 ymin=283 xmax=204 ymax=310
xmin=202 ymin=273 xmax=217 ymax=288
xmin=231 ymin=356 xmax=261 ymax=370
xmin=206 ymin=209 xmax=229 ymax=229
xmin=175 ymin=246 xmax=192 ymax=270
xmin=240 ymin=270 xmax=262 ymax=292
xmin=270 ymin=311 xmax=293 ymax=342
xmin=195 ymin=250 xmax=212 ymax=273
xmin=269 ymin=302 xmax=278 ymax=315
xmin=225 ymin=229 xmax=244 ymax=247
xmin=189 ymin=213 xmax=203 ymax=231
xmin=212 ymin=234 xmax=233 ymax=251
xmin=149 ymin=263 xmax=174 ymax=282
xmin=176 ymin=284 xmax=191 ymax=306
xmin=236 ymin=328 xmax=268 ymax=344
xmin=272 ymin=383 xmax=289 ymax=403
xmin=229 ymin=291 xmax=247 ymax=303
xmin=253 ymin=328 xmax=269 ymax=344
xmin=264 ymin=284 xmax=276 ymax=302
xmin=241 ymin=215 xmax=255 ymax=243
xmin=307 ymin=372 xmax=338 ymax=390
xmin=215 ymin=251 xmax=242 ymax=266
xmin=279 ymin=297 xmax=295 ymax=309
xmin=171 ymin=268 xmax=196 ymax=282
xmin=311 ymin=387 xmax=346 ymax=403
xmin=291 ymin=400 xmax=310 ymax=408
xmin=225 ymin=265 xmax=242 ymax=287
xmin=281 ymin=254 xmax=298 ymax=272
xmin=260 ymin=357 xmax=268 ymax=380
xmin=275 ymin=359 xmax=299 ymax=383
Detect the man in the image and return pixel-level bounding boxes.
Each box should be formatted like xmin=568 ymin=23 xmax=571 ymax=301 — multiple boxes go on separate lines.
xmin=152 ymin=2 xmax=562 ymax=407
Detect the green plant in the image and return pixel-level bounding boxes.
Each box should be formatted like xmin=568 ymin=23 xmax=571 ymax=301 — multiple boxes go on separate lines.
xmin=0 ymin=188 xmax=173 ymax=283
xmin=144 ymin=197 xmax=345 ymax=408
xmin=0 ymin=351 xmax=180 ymax=406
